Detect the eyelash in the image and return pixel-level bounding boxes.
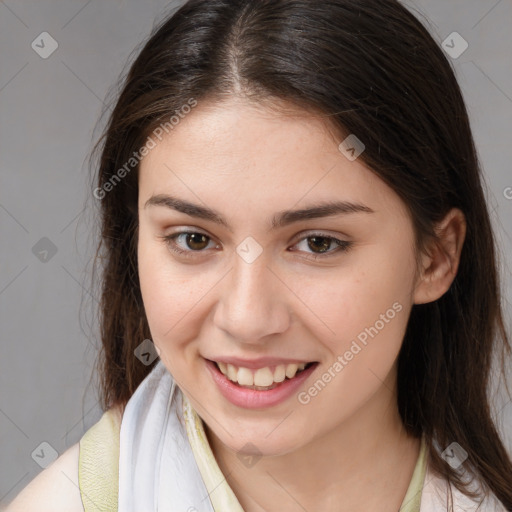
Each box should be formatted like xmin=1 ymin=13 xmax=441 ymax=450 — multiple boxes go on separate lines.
xmin=158 ymin=230 xmax=353 ymax=261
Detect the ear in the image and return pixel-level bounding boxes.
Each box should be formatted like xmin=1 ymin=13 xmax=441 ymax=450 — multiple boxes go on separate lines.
xmin=413 ymin=208 xmax=466 ymax=305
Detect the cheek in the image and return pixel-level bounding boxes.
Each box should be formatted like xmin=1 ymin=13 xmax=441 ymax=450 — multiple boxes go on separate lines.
xmin=293 ymin=246 xmax=414 ymax=363
xmin=138 ymin=236 xmax=189 ymax=339
xmin=299 ymin=270 xmax=411 ymax=420
xmin=137 ymin=235 xmax=217 ymax=348
xmin=338 ymin=252 xmax=414 ymax=372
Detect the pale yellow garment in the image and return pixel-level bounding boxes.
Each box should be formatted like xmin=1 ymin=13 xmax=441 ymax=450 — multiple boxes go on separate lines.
xmin=78 ymin=407 xmax=120 ymax=511
xmin=78 ymin=400 xmax=427 ymax=511
xmin=182 ymin=395 xmax=245 ymax=511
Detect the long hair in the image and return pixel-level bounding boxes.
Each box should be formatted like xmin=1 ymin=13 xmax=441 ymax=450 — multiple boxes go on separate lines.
xmin=88 ymin=0 xmax=512 ymax=508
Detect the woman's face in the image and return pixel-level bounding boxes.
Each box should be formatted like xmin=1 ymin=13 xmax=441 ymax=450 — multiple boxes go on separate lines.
xmin=137 ymin=97 xmax=421 ymax=456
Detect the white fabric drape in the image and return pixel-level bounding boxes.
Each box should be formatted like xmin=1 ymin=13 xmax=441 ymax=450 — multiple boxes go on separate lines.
xmin=118 ymin=360 xmax=215 ymax=512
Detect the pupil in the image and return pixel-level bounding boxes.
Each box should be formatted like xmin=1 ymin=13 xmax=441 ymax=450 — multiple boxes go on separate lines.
xmin=187 ymin=233 xmax=208 ymax=250
xmin=307 ymin=236 xmax=330 ymax=253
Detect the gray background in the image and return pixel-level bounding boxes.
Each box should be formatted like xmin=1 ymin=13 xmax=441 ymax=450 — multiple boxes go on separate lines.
xmin=1 ymin=0 xmax=511 ymax=506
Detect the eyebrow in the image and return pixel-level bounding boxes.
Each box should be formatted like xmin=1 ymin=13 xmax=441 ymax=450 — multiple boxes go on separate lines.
xmin=144 ymin=194 xmax=375 ymax=231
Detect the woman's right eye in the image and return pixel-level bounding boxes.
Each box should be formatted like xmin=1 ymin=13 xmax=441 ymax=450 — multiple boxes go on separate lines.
xmin=159 ymin=231 xmax=218 ymax=259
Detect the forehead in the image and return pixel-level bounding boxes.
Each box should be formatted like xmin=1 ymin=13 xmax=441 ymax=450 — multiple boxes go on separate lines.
xmin=137 ymin=97 xmax=406 ymax=222
xmin=142 ymin=98 xmax=338 ymax=165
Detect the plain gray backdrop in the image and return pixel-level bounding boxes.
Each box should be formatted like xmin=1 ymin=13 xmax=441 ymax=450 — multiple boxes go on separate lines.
xmin=1 ymin=0 xmax=511 ymax=506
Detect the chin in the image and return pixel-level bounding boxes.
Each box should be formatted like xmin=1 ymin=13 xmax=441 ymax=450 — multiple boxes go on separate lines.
xmin=212 ymin=425 xmax=307 ymax=458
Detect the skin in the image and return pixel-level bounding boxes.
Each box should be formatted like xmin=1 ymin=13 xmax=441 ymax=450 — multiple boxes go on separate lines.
xmin=137 ymin=96 xmax=466 ymax=512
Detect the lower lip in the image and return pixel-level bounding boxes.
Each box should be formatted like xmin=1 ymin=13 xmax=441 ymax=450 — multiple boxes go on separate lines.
xmin=204 ymin=359 xmax=318 ymax=409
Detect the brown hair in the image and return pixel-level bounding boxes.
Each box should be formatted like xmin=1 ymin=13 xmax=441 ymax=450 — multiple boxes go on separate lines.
xmin=87 ymin=0 xmax=512 ymax=508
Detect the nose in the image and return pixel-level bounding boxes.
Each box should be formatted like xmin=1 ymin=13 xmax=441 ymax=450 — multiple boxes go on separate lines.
xmin=212 ymin=251 xmax=291 ymax=344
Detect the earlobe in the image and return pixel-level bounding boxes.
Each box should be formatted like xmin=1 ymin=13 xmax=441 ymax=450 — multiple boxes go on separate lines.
xmin=413 ymin=208 xmax=467 ymax=305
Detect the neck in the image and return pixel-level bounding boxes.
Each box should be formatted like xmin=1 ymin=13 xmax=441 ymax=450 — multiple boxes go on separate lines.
xmin=204 ymin=380 xmax=421 ymax=512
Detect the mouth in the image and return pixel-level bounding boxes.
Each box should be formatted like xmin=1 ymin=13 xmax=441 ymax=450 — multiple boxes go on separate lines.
xmin=204 ymin=358 xmax=319 ymax=409
xmin=207 ymin=359 xmax=318 ymax=391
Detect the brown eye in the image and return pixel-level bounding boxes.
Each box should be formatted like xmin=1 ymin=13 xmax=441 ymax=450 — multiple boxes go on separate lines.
xmin=184 ymin=233 xmax=210 ymax=250
xmin=307 ymin=236 xmax=333 ymax=253
xmin=160 ymin=231 xmax=217 ymax=259
xmin=291 ymin=233 xmax=353 ymax=260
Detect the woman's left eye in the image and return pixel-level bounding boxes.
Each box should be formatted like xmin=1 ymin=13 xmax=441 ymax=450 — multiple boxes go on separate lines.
xmin=291 ymin=234 xmax=353 ymax=259
xmin=159 ymin=231 xmax=352 ymax=260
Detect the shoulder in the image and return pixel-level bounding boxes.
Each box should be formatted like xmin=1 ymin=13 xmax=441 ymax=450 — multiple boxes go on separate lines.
xmin=4 ymin=404 xmax=124 ymax=512
xmin=4 ymin=442 xmax=83 ymax=512
xmin=420 ymin=461 xmax=508 ymax=512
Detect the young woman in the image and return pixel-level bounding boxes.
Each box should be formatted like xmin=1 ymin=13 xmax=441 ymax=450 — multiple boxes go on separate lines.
xmin=7 ymin=0 xmax=512 ymax=510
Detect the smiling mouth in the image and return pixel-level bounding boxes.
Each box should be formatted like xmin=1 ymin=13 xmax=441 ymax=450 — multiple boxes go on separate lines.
xmin=209 ymin=359 xmax=317 ymax=390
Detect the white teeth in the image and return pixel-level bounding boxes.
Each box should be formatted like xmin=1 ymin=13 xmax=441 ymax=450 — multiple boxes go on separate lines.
xmin=273 ymin=365 xmax=286 ymax=383
xmin=237 ymin=367 xmax=254 ymax=386
xmin=285 ymin=363 xmax=298 ymax=379
xmin=227 ymin=364 xmax=237 ymax=382
xmin=215 ymin=361 xmax=311 ymax=386
xmin=254 ymin=367 xmax=274 ymax=387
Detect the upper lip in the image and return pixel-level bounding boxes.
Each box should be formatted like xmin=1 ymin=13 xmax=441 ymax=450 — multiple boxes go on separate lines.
xmin=206 ymin=356 xmax=316 ymax=369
